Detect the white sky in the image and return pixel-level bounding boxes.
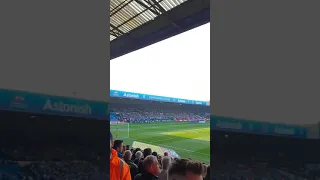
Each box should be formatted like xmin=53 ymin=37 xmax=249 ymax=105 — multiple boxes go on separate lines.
xmin=110 ymin=23 xmax=210 ymax=101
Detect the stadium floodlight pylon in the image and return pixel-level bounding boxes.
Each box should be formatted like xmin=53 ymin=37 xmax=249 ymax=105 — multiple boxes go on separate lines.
xmin=110 ymin=121 xmax=130 ymax=139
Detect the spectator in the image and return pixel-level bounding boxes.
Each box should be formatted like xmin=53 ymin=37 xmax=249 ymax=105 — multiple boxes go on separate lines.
xmin=110 ymin=132 xmax=131 ymax=180
xmin=138 ymin=148 xmax=152 ymax=173
xmin=126 ymin=145 xmax=130 ymax=151
xmin=124 ymin=150 xmax=138 ymax=180
xmin=164 ymin=152 xmax=168 ymax=157
xmin=135 ymin=155 xmax=160 ymax=180
xmin=158 ymin=155 xmax=163 ymax=168
xmin=113 ymin=140 xmax=124 ymax=158
xmin=168 ymin=159 xmax=204 ymax=180
xmin=134 ymin=151 xmax=143 ymax=165
xmin=136 ymin=148 xmax=142 ymax=152
xmin=158 ymin=156 xmax=171 ymax=180
xmin=204 ymin=165 xmax=210 ymax=180
xmin=143 ymin=148 xmax=152 ymax=158
xmin=132 ymin=148 xmax=141 ymax=161
xmin=152 ymin=152 xmax=158 ymax=157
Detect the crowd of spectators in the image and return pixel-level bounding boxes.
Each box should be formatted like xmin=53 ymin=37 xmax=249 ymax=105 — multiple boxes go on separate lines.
xmin=210 ymin=158 xmax=320 ymax=180
xmin=0 ymin=147 xmax=108 ymax=180
xmin=110 ymin=132 xmax=210 ymax=180
xmin=209 ymin=131 xmax=320 ymax=180
xmin=110 ymin=107 xmax=209 ymax=123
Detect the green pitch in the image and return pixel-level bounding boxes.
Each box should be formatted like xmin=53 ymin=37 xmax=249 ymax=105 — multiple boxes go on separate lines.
xmin=111 ymin=122 xmax=210 ymax=164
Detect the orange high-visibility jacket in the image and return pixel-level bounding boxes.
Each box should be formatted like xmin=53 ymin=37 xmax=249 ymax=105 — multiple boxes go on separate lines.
xmin=110 ymin=149 xmax=131 ymax=180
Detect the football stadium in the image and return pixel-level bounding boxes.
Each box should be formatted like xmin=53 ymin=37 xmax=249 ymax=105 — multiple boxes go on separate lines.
xmin=110 ymin=90 xmax=210 ymax=164
xmin=0 ymin=0 xmax=211 ymax=179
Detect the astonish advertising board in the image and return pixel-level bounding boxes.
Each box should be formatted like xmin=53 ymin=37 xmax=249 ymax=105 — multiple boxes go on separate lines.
xmin=110 ymin=89 xmax=208 ymax=106
xmin=0 ymin=89 xmax=108 ymax=120
xmin=211 ymin=115 xmax=307 ymax=138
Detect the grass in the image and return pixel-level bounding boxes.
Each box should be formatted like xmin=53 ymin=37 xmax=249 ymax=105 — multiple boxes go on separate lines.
xmin=111 ymin=122 xmax=210 ymax=164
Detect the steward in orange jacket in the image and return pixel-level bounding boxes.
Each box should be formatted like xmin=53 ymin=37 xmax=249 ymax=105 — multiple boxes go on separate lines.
xmin=110 ymin=132 xmax=131 ymax=180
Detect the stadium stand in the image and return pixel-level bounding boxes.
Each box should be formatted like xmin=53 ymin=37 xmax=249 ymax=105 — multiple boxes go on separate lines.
xmin=1 ymin=0 xmax=211 ymax=178
xmin=211 ymin=125 xmax=320 ymax=180
xmin=110 ymin=97 xmax=209 ymax=124
xmin=0 ymin=89 xmax=109 ymax=179
xmin=0 ymin=109 xmax=109 ymax=179
xmin=0 ymin=88 xmax=210 ymax=179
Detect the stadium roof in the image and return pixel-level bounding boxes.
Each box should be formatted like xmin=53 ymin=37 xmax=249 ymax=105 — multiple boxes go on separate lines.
xmin=110 ymin=0 xmax=187 ymax=41
xmin=110 ymin=0 xmax=210 ymax=59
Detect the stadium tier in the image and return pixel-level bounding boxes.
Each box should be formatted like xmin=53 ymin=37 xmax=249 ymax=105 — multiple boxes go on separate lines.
xmin=0 ymin=88 xmax=208 ymax=119
xmin=110 ymin=89 xmax=209 ymax=106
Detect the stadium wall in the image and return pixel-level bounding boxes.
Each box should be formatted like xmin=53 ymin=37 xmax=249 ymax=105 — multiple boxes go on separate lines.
xmin=211 ymin=115 xmax=308 ymax=139
xmin=0 ymin=89 xmax=108 ymax=120
xmin=0 ymin=61 xmax=108 ymax=102
xmin=211 ymin=0 xmax=320 ymax=126
xmin=0 ymin=1 xmax=109 ymax=102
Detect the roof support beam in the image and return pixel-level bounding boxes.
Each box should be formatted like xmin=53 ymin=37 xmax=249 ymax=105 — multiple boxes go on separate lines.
xmin=142 ymin=0 xmax=182 ymax=30
xmin=110 ymin=0 xmax=136 ymax=17
xmin=111 ymin=0 xmax=209 ymax=59
xmin=115 ymin=0 xmax=166 ymax=30
xmin=134 ymin=0 xmax=160 ymax=16
xmin=149 ymin=0 xmax=166 ymax=13
xmin=110 ymin=24 xmax=125 ymax=37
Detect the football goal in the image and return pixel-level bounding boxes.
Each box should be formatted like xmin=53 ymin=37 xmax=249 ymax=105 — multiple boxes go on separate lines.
xmin=110 ymin=122 xmax=130 ymax=139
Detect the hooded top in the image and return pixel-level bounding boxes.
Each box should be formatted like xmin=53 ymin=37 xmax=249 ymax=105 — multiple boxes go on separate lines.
xmin=110 ymin=148 xmax=131 ymax=180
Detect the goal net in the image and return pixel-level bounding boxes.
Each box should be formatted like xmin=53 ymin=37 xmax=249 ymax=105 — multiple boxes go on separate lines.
xmin=110 ymin=122 xmax=130 ymax=139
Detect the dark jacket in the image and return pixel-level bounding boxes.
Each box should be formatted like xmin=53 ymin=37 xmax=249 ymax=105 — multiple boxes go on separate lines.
xmin=138 ymin=159 xmax=145 ymax=174
xmin=134 ymin=172 xmax=158 ymax=180
xmin=125 ymin=160 xmax=138 ymax=180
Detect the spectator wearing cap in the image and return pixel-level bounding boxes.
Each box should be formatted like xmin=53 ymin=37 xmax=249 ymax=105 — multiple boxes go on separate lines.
xmin=110 ymin=132 xmax=131 ymax=180
xmin=124 ymin=150 xmax=138 ymax=180
xmin=135 ymin=155 xmax=160 ymax=180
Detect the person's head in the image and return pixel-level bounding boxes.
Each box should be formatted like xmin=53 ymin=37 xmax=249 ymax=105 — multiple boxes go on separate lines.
xmin=168 ymin=159 xmax=204 ymax=180
xmin=143 ymin=155 xmax=161 ymax=175
xmin=113 ymin=140 xmax=123 ymax=153
xmin=143 ymin=148 xmax=152 ymax=158
xmin=135 ymin=151 xmax=143 ymax=160
xmin=123 ymin=150 xmax=132 ymax=161
xmin=162 ymin=156 xmax=171 ymax=170
xmin=152 ymin=151 xmax=158 ymax=157
xmin=164 ymin=152 xmax=169 ymax=156
xmin=126 ymin=145 xmax=130 ymax=150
